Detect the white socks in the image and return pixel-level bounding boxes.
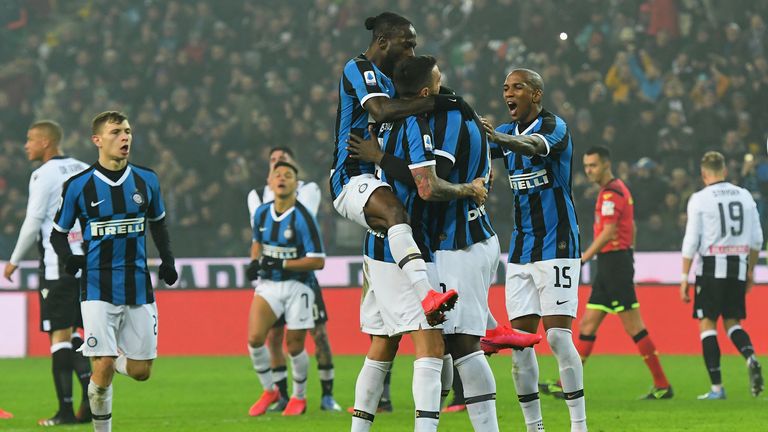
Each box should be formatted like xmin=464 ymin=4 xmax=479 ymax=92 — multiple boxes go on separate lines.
xmin=387 ymin=224 xmax=432 ymax=299
xmin=512 ymin=346 xmax=543 ymax=431
xmin=248 ymin=344 xmax=274 ymax=391
xmin=88 ymin=381 xmax=112 ymax=432
xmin=455 ymin=351 xmax=499 ymax=432
xmin=290 ymin=350 xmax=309 ymax=399
xmin=547 ymin=328 xmax=587 ymax=432
xmin=440 ymin=354 xmax=453 ymax=406
xmin=413 ymin=357 xmax=443 ymax=432
xmin=351 ymin=358 xmax=391 ymax=432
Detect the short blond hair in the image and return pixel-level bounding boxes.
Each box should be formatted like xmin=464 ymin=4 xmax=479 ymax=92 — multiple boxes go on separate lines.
xmin=701 ymin=151 xmax=725 ymax=173
xmin=29 ymin=120 xmax=63 ymax=145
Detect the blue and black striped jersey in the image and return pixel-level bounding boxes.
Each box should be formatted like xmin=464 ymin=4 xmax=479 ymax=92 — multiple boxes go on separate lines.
xmin=363 ymin=115 xmax=435 ymax=263
xmin=252 ymin=201 xmax=325 ymax=284
xmin=491 ymin=109 xmax=580 ymax=264
xmin=429 ymin=109 xmax=496 ymax=251
xmin=330 ymin=54 xmax=396 ymax=201
xmin=53 ymin=164 xmax=166 ymax=305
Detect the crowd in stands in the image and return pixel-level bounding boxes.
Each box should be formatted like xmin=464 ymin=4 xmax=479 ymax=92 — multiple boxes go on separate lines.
xmin=1 ymin=0 xmax=767 ymax=258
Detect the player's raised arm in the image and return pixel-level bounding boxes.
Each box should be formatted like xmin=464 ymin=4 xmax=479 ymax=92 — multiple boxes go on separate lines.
xmin=481 ymin=117 xmax=547 ymax=157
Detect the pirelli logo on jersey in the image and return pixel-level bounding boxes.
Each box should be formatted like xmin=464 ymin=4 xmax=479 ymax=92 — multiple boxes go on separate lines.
xmin=90 ymin=217 xmax=145 ymax=237
xmin=467 ymin=205 xmax=487 ymax=221
xmin=509 ymin=169 xmax=550 ymax=191
xmin=262 ymin=244 xmax=299 ymax=260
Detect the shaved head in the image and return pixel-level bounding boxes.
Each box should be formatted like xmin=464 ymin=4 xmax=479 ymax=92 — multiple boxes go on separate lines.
xmin=508 ymin=68 xmax=544 ymax=92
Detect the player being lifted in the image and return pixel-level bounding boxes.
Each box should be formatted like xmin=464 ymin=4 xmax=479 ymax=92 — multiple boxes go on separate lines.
xmin=51 ymin=111 xmax=178 ymax=432
xmin=245 ymin=161 xmax=327 ymax=417
xmin=481 ymin=69 xmax=586 ymax=432
xmin=3 ymin=120 xmax=92 ymax=425
xmin=681 ymin=151 xmax=763 ymax=399
xmin=331 ymin=12 xmax=469 ymax=323
xmin=346 ymin=55 xmax=486 ymax=432
xmin=247 ymin=147 xmax=340 ymax=412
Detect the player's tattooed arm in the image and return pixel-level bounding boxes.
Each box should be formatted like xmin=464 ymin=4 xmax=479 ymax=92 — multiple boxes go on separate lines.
xmin=480 ymin=117 xmax=548 ymax=157
xmin=411 ymin=166 xmax=487 ymax=205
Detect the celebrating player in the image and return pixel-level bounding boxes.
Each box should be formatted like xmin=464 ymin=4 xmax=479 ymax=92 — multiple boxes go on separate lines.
xmin=332 ymin=12 xmax=469 ymax=324
xmin=247 ymin=147 xmax=340 ymax=412
xmin=3 ymin=120 xmax=92 ymax=425
xmin=51 ymin=111 xmax=178 ymax=432
xmin=681 ymin=151 xmax=764 ymax=399
xmin=482 ymin=69 xmax=586 ymax=432
xmin=347 ymin=55 xmax=486 ymax=432
xmin=349 ymin=56 xmax=541 ymax=430
xmin=245 ymin=161 xmax=326 ymax=417
xmin=540 ymin=145 xmax=673 ymax=400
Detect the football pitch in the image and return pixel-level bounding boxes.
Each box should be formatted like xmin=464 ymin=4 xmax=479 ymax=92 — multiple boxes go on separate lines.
xmin=1 ymin=354 xmax=765 ymax=431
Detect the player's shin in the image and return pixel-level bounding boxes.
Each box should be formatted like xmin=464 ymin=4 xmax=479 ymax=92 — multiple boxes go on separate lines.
xmin=387 ymin=224 xmax=432 ymax=299
xmin=456 ymin=351 xmax=499 ymax=431
xmin=701 ymin=330 xmax=722 ymax=389
xmin=547 ymin=328 xmax=586 ymax=432
xmin=633 ymin=330 xmax=670 ymax=388
xmin=289 ymin=350 xmax=309 ymax=399
xmin=440 ymin=354 xmax=453 ymax=406
xmin=87 ymin=381 xmax=112 ymax=432
xmin=413 ymin=357 xmax=443 ymax=432
xmin=512 ymin=347 xmax=544 ymax=431
xmin=351 ymin=358 xmax=391 ymax=432
xmin=727 ymin=325 xmax=757 ymax=363
xmin=248 ymin=345 xmax=274 ymax=391
xmin=51 ymin=341 xmax=75 ymax=416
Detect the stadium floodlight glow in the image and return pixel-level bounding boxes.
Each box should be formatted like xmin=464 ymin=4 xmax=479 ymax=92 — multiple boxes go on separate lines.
xmin=559 ymin=32 xmax=568 ymax=40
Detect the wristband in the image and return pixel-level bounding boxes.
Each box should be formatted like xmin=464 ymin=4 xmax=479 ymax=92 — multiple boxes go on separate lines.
xmin=681 ymin=272 xmax=688 ymax=282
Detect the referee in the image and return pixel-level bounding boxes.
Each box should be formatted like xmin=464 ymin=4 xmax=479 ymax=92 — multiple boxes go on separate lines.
xmin=542 ymin=146 xmax=672 ymax=399
xmin=681 ymin=151 xmax=763 ymax=399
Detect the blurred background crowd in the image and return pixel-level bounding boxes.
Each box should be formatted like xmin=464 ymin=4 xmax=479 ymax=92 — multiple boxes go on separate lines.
xmin=1 ymin=0 xmax=767 ymax=258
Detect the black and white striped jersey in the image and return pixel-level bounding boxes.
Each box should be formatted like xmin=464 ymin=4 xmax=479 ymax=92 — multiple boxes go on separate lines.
xmin=682 ymin=181 xmax=763 ymax=280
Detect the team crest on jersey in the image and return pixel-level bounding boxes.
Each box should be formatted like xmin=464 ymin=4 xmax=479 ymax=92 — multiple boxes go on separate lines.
xmin=284 ymin=228 xmax=294 ymax=240
xmin=364 ymin=70 xmax=377 ymax=86
xmin=423 ymin=134 xmax=433 ymax=151
xmin=359 ymin=183 xmax=368 ymax=193
xmin=87 ymin=336 xmax=98 ymax=347
xmin=132 ymin=191 xmax=145 ymax=205
xmin=41 ymin=288 xmax=49 ymax=299
xmin=558 ymin=241 xmax=567 ymax=250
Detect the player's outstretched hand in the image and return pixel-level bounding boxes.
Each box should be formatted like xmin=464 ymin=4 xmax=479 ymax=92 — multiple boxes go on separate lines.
xmin=245 ymin=259 xmax=261 ymax=281
xmin=470 ymin=177 xmax=488 ymax=206
xmin=260 ymin=256 xmax=284 ymax=271
xmin=159 ymin=261 xmax=178 ymax=285
xmin=64 ymin=255 xmax=85 ymax=276
xmin=3 ymin=263 xmax=17 ymax=282
xmin=347 ymin=128 xmax=383 ymax=164
xmin=480 ymin=117 xmax=498 ymax=142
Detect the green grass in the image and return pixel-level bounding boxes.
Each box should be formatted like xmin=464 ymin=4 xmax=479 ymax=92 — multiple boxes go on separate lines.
xmin=0 ymin=354 xmax=765 ymax=431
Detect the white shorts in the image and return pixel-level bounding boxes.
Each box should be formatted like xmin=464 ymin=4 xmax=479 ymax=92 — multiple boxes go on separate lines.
xmin=437 ymin=236 xmax=500 ymax=336
xmin=80 ymin=300 xmax=158 ymax=360
xmin=360 ymin=256 xmax=441 ymax=337
xmin=332 ymin=173 xmax=391 ymax=230
xmin=506 ymin=258 xmax=581 ymax=319
xmin=256 ymin=279 xmax=315 ymax=330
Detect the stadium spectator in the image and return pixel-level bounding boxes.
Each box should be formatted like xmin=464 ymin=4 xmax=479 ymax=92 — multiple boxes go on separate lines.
xmin=0 ymin=0 xmax=765 ymax=255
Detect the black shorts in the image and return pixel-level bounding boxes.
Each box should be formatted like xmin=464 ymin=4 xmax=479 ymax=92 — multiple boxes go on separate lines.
xmin=587 ymin=249 xmax=638 ymax=314
xmin=693 ymin=276 xmax=746 ymax=320
xmin=39 ymin=276 xmax=82 ymax=332
xmin=272 ymin=279 xmax=328 ymax=328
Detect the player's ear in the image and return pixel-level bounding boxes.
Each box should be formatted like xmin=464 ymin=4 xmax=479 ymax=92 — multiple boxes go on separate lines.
xmin=532 ymin=88 xmax=543 ymax=104
xmin=419 ymin=87 xmax=430 ymax=97
xmin=91 ymin=135 xmax=101 ymax=148
xmin=377 ymin=35 xmax=389 ymax=51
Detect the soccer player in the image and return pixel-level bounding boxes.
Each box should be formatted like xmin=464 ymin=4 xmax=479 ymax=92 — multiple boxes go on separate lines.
xmin=481 ymin=69 xmax=586 ymax=432
xmin=681 ymin=151 xmax=764 ymax=399
xmin=332 ymin=12 xmax=469 ymax=324
xmin=51 ymin=111 xmax=178 ymax=432
xmin=349 ymin=56 xmax=541 ymax=430
xmin=540 ymin=146 xmax=672 ymax=400
xmin=245 ymin=161 xmax=326 ymax=417
xmin=3 ymin=120 xmax=92 ymax=425
xmin=347 ymin=55 xmax=486 ymax=432
xmin=247 ymin=147 xmax=340 ymax=412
